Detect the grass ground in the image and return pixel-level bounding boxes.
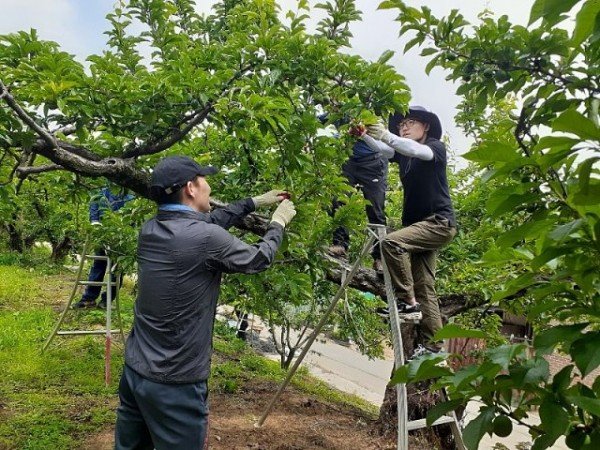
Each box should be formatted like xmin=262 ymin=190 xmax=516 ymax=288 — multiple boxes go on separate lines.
xmin=0 ymin=248 xmax=380 ymax=450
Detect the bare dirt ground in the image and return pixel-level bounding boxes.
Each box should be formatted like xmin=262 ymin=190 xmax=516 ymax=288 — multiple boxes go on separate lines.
xmin=80 ymin=379 xmax=397 ymax=450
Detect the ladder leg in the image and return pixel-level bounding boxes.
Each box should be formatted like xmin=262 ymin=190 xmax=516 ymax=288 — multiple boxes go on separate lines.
xmin=113 ymin=271 xmax=126 ymax=342
xmin=398 ymin=382 xmax=409 ymax=450
xmin=373 ymin=224 xmax=465 ymax=449
xmin=42 ymin=238 xmax=90 ymax=352
xmin=373 ymin=225 xmax=409 ymax=450
xmin=256 ymin=232 xmax=377 ymax=427
xmin=105 ymin=255 xmax=113 ymax=386
xmin=449 ymin=411 xmax=465 ymax=450
xmin=441 ymin=388 xmax=466 ymax=450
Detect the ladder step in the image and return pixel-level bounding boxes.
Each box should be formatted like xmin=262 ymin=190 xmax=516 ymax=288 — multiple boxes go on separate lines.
xmin=399 ymin=318 xmax=421 ymax=324
xmin=57 ymin=330 xmax=122 ymax=336
xmin=85 ymin=255 xmax=110 ymax=261
xmin=77 ymin=281 xmax=117 ymax=286
xmin=407 ymin=415 xmax=457 ymax=431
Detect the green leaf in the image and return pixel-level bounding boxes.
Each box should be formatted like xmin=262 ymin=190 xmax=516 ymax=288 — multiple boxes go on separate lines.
xmin=551 ymin=365 xmax=574 ymax=393
xmin=571 ymin=183 xmax=600 ymax=205
xmin=573 ymin=0 xmax=600 ymax=47
xmin=390 ymin=356 xmax=452 ymax=385
xmin=463 ymin=142 xmax=521 ymax=163
xmin=567 ymin=395 xmax=600 ymax=417
xmin=539 ymin=396 xmax=570 ymax=441
xmin=486 ymin=183 xmax=538 ymax=218
xmin=535 ymin=136 xmax=580 ymax=151
xmin=571 ymin=332 xmax=600 ymax=377
xmin=487 ymin=192 xmax=538 ymax=218
xmin=377 ymin=49 xmax=395 ymax=64
xmin=487 ymin=344 xmax=526 ymax=370
xmin=534 ymin=323 xmax=588 ymax=355
xmin=522 ymin=356 xmax=550 ymax=385
xmin=492 ymin=273 xmax=537 ymax=301
xmin=463 ymin=406 xmax=495 ymax=450
xmin=404 ymin=36 xmax=423 ymax=52
xmin=426 ymin=398 xmax=463 ymax=426
xmin=534 ymin=136 xmax=580 ymax=169
xmin=552 ymin=109 xmax=600 ymax=141
xmin=390 ymin=364 xmax=411 ymax=384
xmin=433 ymin=324 xmax=487 ymax=341
xmin=531 ymin=245 xmax=574 ymax=270
xmin=547 ymin=219 xmax=584 ymax=242
xmin=529 ymin=0 xmax=580 ymax=26
xmin=578 ymin=156 xmax=600 ymax=192
xmin=496 ymin=218 xmax=554 ymax=247
xmin=482 ymin=246 xmax=531 ymax=266
xmin=377 ymin=0 xmax=402 ymax=10
xmin=425 ymin=55 xmax=440 ymax=75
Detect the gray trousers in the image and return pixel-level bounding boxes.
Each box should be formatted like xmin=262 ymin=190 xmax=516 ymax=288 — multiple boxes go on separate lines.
xmin=381 ymin=215 xmax=456 ymax=349
xmin=115 ymin=365 xmax=209 ymax=450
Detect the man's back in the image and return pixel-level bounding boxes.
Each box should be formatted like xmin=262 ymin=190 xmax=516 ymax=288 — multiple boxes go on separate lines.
xmin=125 ymin=206 xmax=284 ymax=383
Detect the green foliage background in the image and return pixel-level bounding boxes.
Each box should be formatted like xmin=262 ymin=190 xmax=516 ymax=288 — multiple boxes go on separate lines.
xmin=1 ymin=0 xmax=599 ymax=448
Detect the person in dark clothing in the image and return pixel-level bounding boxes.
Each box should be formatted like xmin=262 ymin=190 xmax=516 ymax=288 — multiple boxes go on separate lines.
xmin=364 ymin=106 xmax=457 ymax=353
xmin=320 ymin=114 xmax=389 ymax=271
xmin=72 ymin=186 xmax=134 ymax=309
xmin=114 ymin=155 xmax=296 ymax=450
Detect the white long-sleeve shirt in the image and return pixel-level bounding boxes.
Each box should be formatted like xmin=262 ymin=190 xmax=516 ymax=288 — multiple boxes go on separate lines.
xmin=361 ymin=133 xmax=434 ymax=161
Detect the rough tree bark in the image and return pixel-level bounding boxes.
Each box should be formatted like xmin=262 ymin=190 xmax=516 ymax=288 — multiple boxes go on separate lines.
xmin=50 ymin=236 xmax=73 ymax=262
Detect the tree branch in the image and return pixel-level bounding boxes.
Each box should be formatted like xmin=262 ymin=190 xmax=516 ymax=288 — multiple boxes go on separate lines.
xmin=16 ymin=164 xmax=64 ymax=176
xmin=123 ymin=62 xmax=258 ymax=158
xmin=122 ymin=103 xmax=214 ymax=158
xmin=0 ymin=81 xmax=59 ymax=151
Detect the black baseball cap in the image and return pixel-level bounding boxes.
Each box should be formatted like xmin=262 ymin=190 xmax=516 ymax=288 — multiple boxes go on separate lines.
xmin=151 ymin=156 xmax=218 ymax=195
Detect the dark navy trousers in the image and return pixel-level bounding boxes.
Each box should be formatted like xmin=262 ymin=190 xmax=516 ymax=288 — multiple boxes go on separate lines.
xmin=82 ymin=248 xmax=119 ymax=303
xmin=332 ymin=154 xmax=388 ymax=258
xmin=115 ymin=365 xmax=209 ymax=450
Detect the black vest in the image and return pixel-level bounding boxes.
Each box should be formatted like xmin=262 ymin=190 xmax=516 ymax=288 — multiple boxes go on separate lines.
xmin=391 ymin=138 xmax=456 ymax=227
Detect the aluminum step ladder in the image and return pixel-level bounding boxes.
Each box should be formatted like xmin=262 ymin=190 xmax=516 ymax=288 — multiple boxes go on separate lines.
xmin=42 ymin=238 xmax=125 ymax=386
xmin=373 ymin=223 xmax=465 ymax=449
xmin=256 ymin=224 xmax=465 ymax=450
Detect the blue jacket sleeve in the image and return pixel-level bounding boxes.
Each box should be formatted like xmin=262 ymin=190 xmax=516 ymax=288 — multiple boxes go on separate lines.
xmin=89 ymin=190 xmax=105 ymax=222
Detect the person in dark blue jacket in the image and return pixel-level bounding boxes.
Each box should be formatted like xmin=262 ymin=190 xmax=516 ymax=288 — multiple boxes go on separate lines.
xmin=320 ymin=113 xmax=389 ymax=272
xmin=72 ymin=186 xmax=134 ymax=309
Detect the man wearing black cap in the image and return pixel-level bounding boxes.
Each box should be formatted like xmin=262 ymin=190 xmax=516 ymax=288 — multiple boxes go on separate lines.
xmin=364 ymin=106 xmax=456 ymax=355
xmin=115 ymin=155 xmax=296 ymax=450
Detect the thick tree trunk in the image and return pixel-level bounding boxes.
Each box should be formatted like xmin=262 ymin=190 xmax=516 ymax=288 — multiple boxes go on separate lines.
xmin=5 ymin=222 xmax=24 ymax=253
xmin=373 ymin=323 xmax=457 ymax=449
xmin=51 ymin=236 xmax=73 ymax=262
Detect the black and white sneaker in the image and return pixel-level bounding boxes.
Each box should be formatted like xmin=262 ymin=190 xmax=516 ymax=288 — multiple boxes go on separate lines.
xmin=376 ymin=302 xmax=423 ymax=321
xmin=396 ymin=302 xmax=422 ymax=321
xmin=376 ymin=305 xmax=391 ymax=318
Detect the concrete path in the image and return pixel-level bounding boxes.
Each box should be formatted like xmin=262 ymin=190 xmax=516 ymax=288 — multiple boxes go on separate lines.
xmin=302 ymin=337 xmax=393 ymax=405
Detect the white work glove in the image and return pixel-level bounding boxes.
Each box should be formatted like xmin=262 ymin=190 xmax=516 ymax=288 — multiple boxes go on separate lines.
xmin=270 ymin=199 xmax=296 ymax=228
xmin=252 ymin=189 xmax=289 ymax=208
xmin=366 ymin=122 xmax=394 ymax=145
